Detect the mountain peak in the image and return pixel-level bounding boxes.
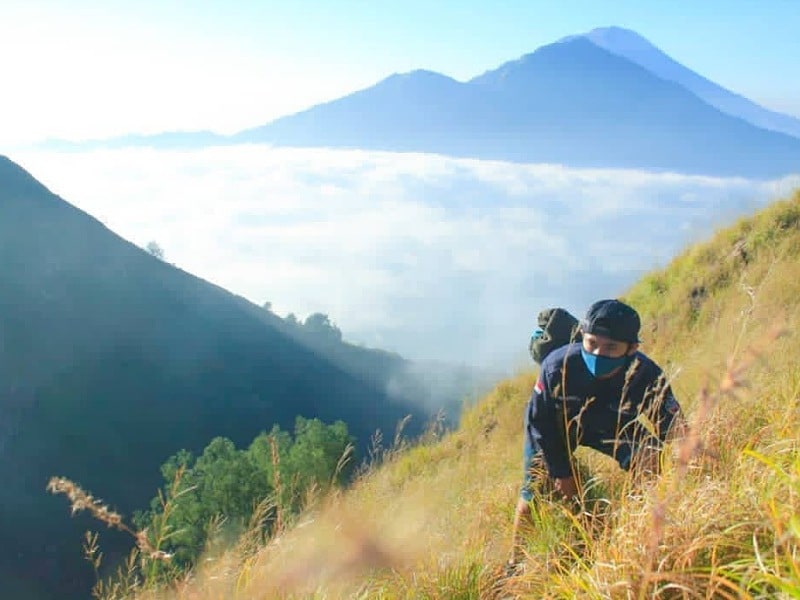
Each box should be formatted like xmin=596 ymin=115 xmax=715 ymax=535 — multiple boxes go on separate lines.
xmin=469 ymin=35 xmax=642 ymax=87
xmin=583 ymin=26 xmax=656 ymax=46
xmin=381 ymin=69 xmax=459 ymax=85
xmin=575 ymin=26 xmax=800 ymax=138
xmin=578 ymin=26 xmax=671 ymax=62
xmin=557 ymin=26 xmax=661 ymax=55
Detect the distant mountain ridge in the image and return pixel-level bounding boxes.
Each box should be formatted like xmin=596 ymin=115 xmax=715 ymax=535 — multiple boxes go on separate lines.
xmin=29 ymin=28 xmax=800 ymax=178
xmin=235 ymin=36 xmax=800 ymax=178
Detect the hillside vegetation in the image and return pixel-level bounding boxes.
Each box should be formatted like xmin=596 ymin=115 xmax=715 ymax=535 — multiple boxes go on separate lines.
xmin=70 ymin=190 xmax=800 ymax=599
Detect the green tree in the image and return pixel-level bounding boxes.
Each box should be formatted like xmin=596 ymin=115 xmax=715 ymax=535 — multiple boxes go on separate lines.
xmin=145 ymin=240 xmax=165 ymax=260
xmin=135 ymin=420 xmax=356 ymax=574
xmin=302 ymin=313 xmax=343 ymax=342
xmin=287 ymin=417 xmax=354 ymax=494
xmin=136 ymin=438 xmax=270 ymax=567
xmin=247 ymin=426 xmax=293 ymax=512
xmin=192 ymin=437 xmax=267 ymax=518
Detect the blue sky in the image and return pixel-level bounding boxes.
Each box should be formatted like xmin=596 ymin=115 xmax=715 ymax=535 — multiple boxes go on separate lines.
xmin=1 ymin=0 xmax=799 ymax=144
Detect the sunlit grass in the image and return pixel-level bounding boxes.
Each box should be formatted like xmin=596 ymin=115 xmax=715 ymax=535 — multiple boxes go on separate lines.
xmin=55 ymin=189 xmax=800 ymax=599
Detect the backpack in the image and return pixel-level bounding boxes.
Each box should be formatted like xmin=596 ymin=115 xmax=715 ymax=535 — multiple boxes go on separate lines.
xmin=529 ymin=307 xmax=582 ymax=365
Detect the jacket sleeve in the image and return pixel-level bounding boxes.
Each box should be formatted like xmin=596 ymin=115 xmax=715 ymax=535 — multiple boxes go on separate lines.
xmin=526 ymin=371 xmax=573 ymax=479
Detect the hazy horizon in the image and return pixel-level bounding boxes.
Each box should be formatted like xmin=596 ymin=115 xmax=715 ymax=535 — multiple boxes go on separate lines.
xmin=12 ymin=146 xmax=799 ymax=370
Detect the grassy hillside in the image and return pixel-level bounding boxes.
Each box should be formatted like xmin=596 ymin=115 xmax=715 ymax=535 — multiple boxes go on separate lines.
xmin=71 ymin=190 xmax=800 ymax=599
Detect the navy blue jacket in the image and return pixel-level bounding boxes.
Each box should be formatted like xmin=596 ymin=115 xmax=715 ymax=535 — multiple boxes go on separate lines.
xmin=525 ymin=342 xmax=681 ymax=478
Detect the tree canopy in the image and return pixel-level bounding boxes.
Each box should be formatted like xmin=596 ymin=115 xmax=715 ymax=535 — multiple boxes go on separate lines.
xmin=134 ymin=417 xmax=355 ymax=569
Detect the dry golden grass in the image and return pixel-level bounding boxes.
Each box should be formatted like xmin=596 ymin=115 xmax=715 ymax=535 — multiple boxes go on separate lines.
xmin=54 ymin=190 xmax=800 ymax=599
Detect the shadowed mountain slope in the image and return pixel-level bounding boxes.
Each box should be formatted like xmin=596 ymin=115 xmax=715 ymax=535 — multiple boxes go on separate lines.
xmin=0 ymin=156 xmax=438 ymax=599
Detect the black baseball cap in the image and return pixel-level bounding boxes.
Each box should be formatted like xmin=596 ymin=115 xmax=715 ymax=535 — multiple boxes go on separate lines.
xmin=580 ymin=299 xmax=641 ymax=343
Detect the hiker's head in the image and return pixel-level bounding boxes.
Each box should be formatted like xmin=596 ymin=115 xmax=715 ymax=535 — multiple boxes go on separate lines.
xmin=579 ymin=299 xmax=640 ymax=376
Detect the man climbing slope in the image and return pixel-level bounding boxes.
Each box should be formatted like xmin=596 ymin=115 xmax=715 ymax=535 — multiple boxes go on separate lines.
xmin=510 ymin=299 xmax=685 ymax=567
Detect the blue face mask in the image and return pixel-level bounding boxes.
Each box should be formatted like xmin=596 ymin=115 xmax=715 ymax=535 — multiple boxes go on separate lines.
xmin=581 ymin=349 xmax=630 ymax=377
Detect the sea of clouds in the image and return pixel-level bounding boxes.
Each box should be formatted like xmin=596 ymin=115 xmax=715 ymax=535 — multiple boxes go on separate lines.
xmin=12 ymin=145 xmax=800 ymax=370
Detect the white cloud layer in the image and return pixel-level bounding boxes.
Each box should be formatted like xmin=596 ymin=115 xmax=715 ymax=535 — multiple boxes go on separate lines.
xmin=12 ymin=146 xmax=800 ymax=370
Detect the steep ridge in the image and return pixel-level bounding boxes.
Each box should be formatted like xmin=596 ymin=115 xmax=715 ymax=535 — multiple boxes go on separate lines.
xmin=0 ymin=156 xmax=434 ymax=599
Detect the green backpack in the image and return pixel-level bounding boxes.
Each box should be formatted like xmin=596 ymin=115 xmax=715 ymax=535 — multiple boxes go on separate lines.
xmin=529 ymin=308 xmax=582 ymax=365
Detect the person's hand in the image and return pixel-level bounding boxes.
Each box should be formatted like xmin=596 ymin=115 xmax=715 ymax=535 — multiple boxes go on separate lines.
xmin=554 ymin=476 xmax=578 ymax=500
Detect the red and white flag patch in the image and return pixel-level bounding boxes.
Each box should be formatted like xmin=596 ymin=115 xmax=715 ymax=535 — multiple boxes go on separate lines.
xmin=664 ymin=395 xmax=680 ymax=414
xmin=534 ymin=377 xmax=545 ymax=394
